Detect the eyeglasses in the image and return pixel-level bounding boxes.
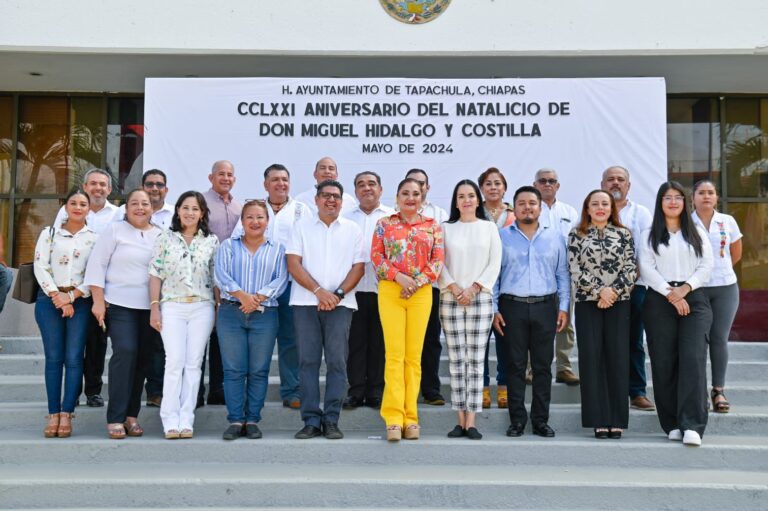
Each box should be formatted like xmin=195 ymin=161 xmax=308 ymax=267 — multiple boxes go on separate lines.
xmin=537 ymin=178 xmax=558 ymax=185
xmin=662 ymin=195 xmax=685 ymax=203
xmin=319 ymin=192 xmax=342 ymax=201
xmin=144 ymin=181 xmax=166 ymax=189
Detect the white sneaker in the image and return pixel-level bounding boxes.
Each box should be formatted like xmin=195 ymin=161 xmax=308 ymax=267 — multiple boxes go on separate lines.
xmin=683 ymin=430 xmax=702 ymax=446
xmin=668 ymin=429 xmax=683 ymax=441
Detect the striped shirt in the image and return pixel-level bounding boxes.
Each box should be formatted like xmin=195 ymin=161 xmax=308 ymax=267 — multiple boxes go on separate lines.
xmin=214 ymin=237 xmax=288 ymax=307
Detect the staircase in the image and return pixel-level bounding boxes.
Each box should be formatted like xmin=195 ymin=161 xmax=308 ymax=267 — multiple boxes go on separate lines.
xmin=1 ymin=336 xmax=766 ymax=510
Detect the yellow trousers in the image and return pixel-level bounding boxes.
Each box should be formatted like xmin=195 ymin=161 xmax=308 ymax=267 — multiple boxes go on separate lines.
xmin=378 ymin=280 xmax=433 ymax=428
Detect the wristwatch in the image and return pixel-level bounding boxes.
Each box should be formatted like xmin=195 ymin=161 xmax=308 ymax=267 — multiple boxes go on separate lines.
xmin=333 ymin=287 xmax=345 ymax=300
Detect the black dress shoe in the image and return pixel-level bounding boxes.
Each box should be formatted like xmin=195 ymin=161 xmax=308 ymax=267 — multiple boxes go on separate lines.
xmin=423 ymin=394 xmax=445 ymax=406
xmin=364 ymin=397 xmax=382 ymax=409
xmin=294 ymin=425 xmax=322 ymax=439
xmin=207 ymin=391 xmax=225 ymax=405
xmin=245 ymin=423 xmax=262 ymax=439
xmin=222 ymin=423 xmax=244 ymax=441
xmin=86 ymin=394 xmax=104 ymax=407
xmin=532 ymin=422 xmax=555 ymax=438
xmin=608 ymin=429 xmax=623 ymax=439
xmin=342 ymin=396 xmax=364 ymax=409
xmin=447 ymin=425 xmax=466 ymax=438
xmin=322 ymin=422 xmax=344 ymax=440
xmin=506 ymin=423 xmax=525 ymax=437
xmin=465 ymin=427 xmax=483 ymax=440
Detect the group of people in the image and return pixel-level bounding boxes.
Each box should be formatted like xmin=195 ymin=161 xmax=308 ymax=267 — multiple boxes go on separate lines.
xmin=31 ymin=158 xmax=741 ymax=447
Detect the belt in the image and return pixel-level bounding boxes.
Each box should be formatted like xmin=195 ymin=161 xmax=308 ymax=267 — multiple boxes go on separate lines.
xmin=169 ymin=296 xmax=207 ymax=304
xmin=667 ymin=281 xmax=687 ymax=287
xmin=500 ymin=293 xmax=556 ymax=304
xmin=58 ymin=286 xmax=76 ymax=292
xmin=220 ymin=299 xmax=240 ymax=305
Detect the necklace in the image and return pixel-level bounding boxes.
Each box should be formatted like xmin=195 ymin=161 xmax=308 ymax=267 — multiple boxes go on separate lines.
xmin=269 ymin=198 xmax=288 ymax=212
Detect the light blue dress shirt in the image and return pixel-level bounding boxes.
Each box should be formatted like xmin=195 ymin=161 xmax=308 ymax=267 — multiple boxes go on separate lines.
xmin=493 ymin=222 xmax=570 ymax=312
xmin=214 ymin=237 xmax=288 ymax=307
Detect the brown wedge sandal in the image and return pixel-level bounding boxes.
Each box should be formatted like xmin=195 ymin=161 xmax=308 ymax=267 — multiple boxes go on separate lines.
xmin=44 ymin=413 xmax=60 ymax=438
xmin=711 ymin=388 xmax=730 ymax=413
xmin=57 ymin=412 xmax=73 ymax=438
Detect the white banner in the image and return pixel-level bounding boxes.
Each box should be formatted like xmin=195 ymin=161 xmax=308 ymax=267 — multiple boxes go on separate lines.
xmin=144 ymin=77 xmax=667 ymax=212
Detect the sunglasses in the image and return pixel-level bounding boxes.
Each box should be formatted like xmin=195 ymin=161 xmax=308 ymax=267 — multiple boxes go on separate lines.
xmin=537 ymin=178 xmax=558 ymax=185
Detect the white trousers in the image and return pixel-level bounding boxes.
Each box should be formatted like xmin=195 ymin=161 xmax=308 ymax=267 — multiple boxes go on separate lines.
xmin=159 ymin=301 xmax=215 ymax=432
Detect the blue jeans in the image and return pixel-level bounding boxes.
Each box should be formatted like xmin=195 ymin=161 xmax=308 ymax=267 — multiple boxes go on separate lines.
xmin=293 ymin=305 xmax=353 ymax=428
xmin=0 ymin=265 xmax=12 ymax=313
xmin=34 ymin=292 xmax=92 ymax=414
xmin=217 ymin=302 xmax=279 ymax=423
xmin=629 ymin=285 xmax=648 ymax=398
xmin=277 ymin=282 xmax=300 ymax=400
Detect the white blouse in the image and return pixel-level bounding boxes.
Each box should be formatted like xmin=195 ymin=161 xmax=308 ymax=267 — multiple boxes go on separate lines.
xmin=638 ymin=225 xmax=714 ymax=296
xmin=692 ymin=210 xmax=742 ymax=287
xmin=84 ymin=221 xmax=162 ymax=309
xmin=34 ymin=225 xmax=98 ymax=297
xmin=438 ymin=219 xmax=502 ymax=292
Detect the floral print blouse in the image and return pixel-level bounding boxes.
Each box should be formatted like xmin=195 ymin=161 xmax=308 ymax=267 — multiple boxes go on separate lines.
xmin=34 ymin=225 xmax=98 ymax=297
xmin=149 ymin=229 xmax=220 ymax=303
xmin=371 ymin=213 xmax=444 ymax=287
xmin=567 ymin=224 xmax=637 ymax=302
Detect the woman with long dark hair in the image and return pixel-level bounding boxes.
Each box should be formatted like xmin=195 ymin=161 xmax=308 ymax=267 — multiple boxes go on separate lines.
xmin=85 ymin=189 xmax=162 ymax=439
xmin=372 ymin=178 xmax=444 ymax=441
xmin=568 ymin=190 xmax=636 ymax=439
xmin=438 ymin=179 xmax=501 ymax=439
xmin=34 ymin=188 xmax=98 ymax=437
xmin=149 ymin=191 xmax=219 ymax=439
xmin=639 ymin=181 xmax=713 ymax=446
xmin=692 ymin=180 xmax=742 ymax=413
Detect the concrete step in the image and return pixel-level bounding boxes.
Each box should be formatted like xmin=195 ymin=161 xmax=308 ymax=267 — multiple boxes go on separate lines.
xmin=2 ymin=402 xmax=766 ymax=436
xmin=1 ymin=429 xmax=767 ymax=471
xmin=2 ymin=374 xmax=766 ymax=406
xmin=0 ymin=462 xmax=765 ymax=510
xmin=3 ymin=353 xmax=765 ymax=384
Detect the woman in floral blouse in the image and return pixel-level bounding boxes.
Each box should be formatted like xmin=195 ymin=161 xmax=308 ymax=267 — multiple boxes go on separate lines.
xmin=567 ymin=190 xmax=636 ymax=439
xmin=34 ymin=188 xmax=98 ymax=438
xmin=371 ymin=177 xmax=444 ymax=441
xmin=149 ymin=191 xmax=219 ymax=439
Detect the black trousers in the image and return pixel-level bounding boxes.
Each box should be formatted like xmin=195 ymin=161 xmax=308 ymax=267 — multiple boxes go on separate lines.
xmin=82 ymin=314 xmax=108 ymax=397
xmin=106 ymin=305 xmax=159 ymax=423
xmin=501 ymin=296 xmax=557 ymax=426
xmin=346 ymin=292 xmax=385 ymax=401
xmin=419 ymin=287 xmax=443 ymax=398
xmin=575 ymin=300 xmax=630 ymax=428
xmin=198 ymin=327 xmax=224 ymax=401
xmin=643 ymin=289 xmax=711 ymax=436
xmin=143 ymin=325 xmax=165 ymax=398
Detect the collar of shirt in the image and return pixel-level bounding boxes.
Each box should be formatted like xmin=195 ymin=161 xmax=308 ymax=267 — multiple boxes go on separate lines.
xmin=207 ymin=188 xmax=235 ymax=204
xmin=509 ymin=221 xmax=547 ymax=241
xmin=54 ymin=224 xmax=94 ymax=237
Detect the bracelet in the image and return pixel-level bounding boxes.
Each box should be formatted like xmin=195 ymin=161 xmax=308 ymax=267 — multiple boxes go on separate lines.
xmin=68 ymin=291 xmax=75 ymax=303
xmin=150 ymin=300 xmax=160 ymax=306
xmin=312 ymin=286 xmax=321 ymax=294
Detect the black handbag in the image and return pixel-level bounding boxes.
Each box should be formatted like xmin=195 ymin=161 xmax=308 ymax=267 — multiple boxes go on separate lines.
xmin=12 ymin=226 xmax=54 ymax=304
xmin=12 ymin=263 xmax=39 ymax=304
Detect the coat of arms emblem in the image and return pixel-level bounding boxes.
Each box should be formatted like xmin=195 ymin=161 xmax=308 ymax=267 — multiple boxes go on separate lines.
xmin=379 ymin=0 xmax=452 ymax=24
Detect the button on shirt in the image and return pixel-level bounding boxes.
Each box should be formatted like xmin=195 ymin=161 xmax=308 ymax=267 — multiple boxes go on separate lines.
xmin=692 ymin=210 xmax=742 ymax=287
xmin=113 ymin=202 xmax=174 ymax=230
xmin=494 ymin=223 xmax=570 ymax=312
xmin=214 ymin=237 xmax=288 ymax=307
xmin=638 ymin=226 xmax=714 ymax=296
xmin=618 ymin=199 xmax=653 ymax=286
xmin=286 ymin=216 xmax=365 ymax=309
xmin=84 ymin=221 xmax=162 ymax=309
xmin=204 ymin=188 xmax=242 ymax=241
xmin=540 ymin=200 xmax=578 ymax=239
xmin=344 ymin=203 xmax=396 ymax=293
xmin=54 ymin=203 xmax=119 ymax=235
xmin=149 ymin=230 xmax=219 ymax=303
xmin=34 ymin=225 xmax=98 ymax=296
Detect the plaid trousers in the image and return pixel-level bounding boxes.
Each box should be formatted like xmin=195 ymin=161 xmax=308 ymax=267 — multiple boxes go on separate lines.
xmin=439 ymin=291 xmax=494 ymax=412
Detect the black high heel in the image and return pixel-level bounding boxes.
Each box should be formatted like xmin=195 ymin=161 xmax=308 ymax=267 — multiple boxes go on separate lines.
xmin=608 ymin=428 xmax=623 ymax=439
xmin=594 ymin=428 xmax=609 ymax=439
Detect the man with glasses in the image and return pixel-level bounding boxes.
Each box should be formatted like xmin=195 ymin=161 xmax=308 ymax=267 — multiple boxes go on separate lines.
xmin=54 ymin=168 xmax=119 ymax=407
xmin=199 ymin=160 xmax=243 ymax=407
xmin=287 ymin=180 xmax=365 ymax=439
xmin=113 ymin=169 xmax=174 ymax=229
xmin=533 ymin=168 xmax=580 ymax=386
xmin=404 ymin=168 xmax=449 ymax=406
xmin=294 ymin=156 xmax=357 ymax=216
xmin=601 ymin=165 xmax=655 ymax=412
